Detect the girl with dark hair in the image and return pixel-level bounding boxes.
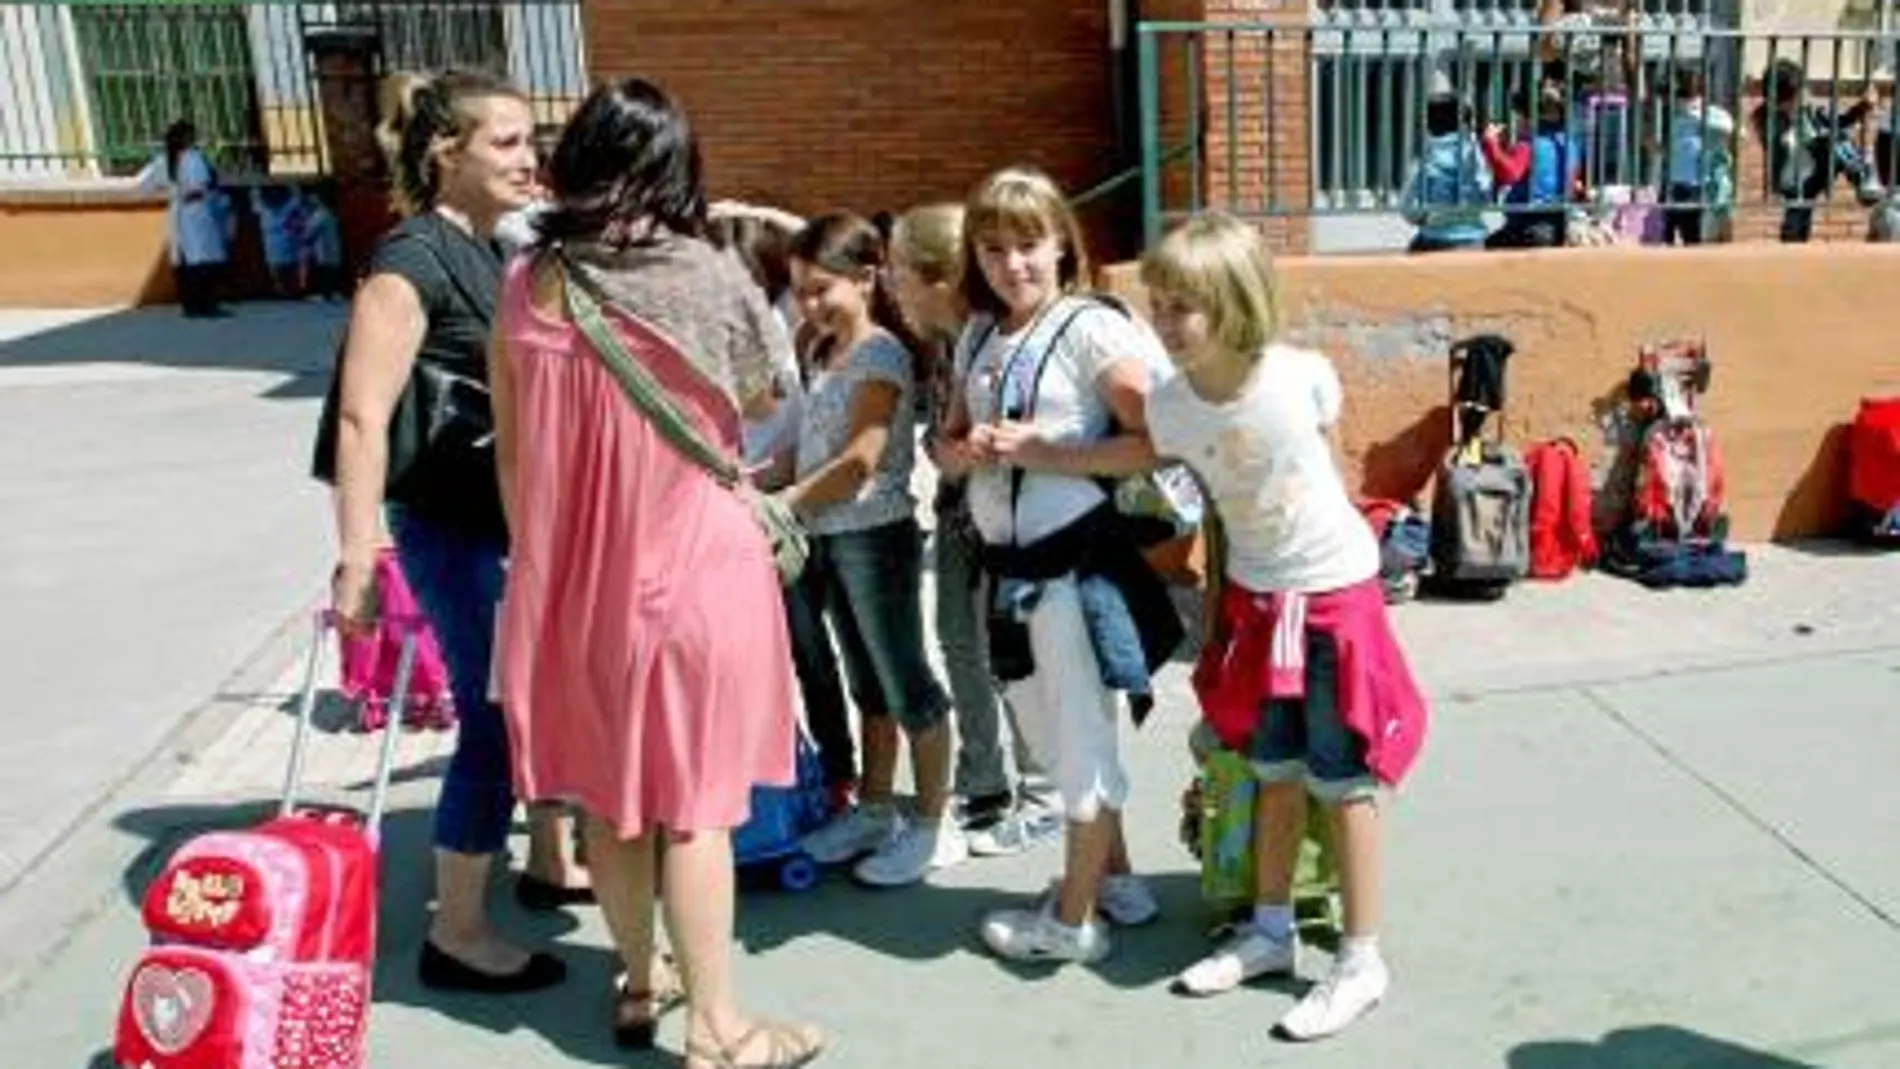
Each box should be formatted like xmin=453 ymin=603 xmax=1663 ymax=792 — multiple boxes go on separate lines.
xmin=776 ymin=213 xmax=960 ymax=889
xmin=492 ymin=77 xmax=823 ymax=1067
xmin=139 ymin=119 xmax=230 ymax=317
xmin=327 ymin=67 xmax=574 ymax=996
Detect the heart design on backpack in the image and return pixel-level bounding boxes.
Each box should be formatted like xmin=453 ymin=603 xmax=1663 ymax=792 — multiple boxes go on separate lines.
xmin=131 ymin=963 xmax=215 ymax=1054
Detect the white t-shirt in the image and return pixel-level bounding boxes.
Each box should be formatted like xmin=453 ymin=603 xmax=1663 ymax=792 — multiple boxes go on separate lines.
xmin=958 ymin=297 xmax=1168 ymax=546
xmin=1147 ymin=345 xmax=1379 ymax=594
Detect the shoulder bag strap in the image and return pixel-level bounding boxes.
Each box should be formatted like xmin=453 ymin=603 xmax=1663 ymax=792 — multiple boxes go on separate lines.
xmin=1004 ymin=295 xmax=1131 ymax=535
xmin=556 ymin=255 xmax=741 ymax=490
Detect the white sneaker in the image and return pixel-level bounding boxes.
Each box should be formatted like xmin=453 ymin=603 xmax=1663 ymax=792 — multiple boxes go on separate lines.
xmin=1034 ymin=874 xmax=1160 ymax=928
xmin=799 ymin=804 xmax=901 ymax=866
xmin=853 ymin=819 xmax=969 ymax=887
xmin=978 ymin=907 xmax=1111 ymax=965
xmin=1274 ymin=956 xmax=1390 ymax=1041
xmin=1173 ymin=927 xmax=1297 ymax=996
xmin=966 ymin=805 xmax=1061 ymax=857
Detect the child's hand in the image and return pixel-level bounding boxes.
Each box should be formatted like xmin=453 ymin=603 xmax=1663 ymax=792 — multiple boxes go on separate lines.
xmin=978 ymin=420 xmax=1053 ymax=470
xmin=932 ymin=435 xmax=983 ymax=478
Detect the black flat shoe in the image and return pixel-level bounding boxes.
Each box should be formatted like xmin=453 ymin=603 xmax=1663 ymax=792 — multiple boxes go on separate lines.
xmin=417 ymin=940 xmax=567 ymax=994
xmin=516 ymin=874 xmax=596 ymax=911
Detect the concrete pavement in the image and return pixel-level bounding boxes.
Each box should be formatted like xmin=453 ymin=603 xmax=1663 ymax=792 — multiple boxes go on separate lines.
xmin=0 ymin=303 xmax=340 ymax=995
xmin=0 ymin=547 xmax=1895 ymax=1069
xmin=1 ymin=302 xmax=1897 ymax=1067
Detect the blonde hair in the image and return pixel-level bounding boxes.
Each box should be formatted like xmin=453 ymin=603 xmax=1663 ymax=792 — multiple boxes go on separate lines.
xmin=376 ymin=69 xmax=524 ymax=218
xmin=891 ymin=203 xmax=964 ymax=285
xmin=960 ymin=166 xmax=1090 ymax=318
xmin=1140 ymin=211 xmax=1281 ymax=359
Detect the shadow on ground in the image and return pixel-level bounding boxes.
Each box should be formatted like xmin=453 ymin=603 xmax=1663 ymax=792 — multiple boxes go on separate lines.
xmin=0 ymin=303 xmax=344 ymax=401
xmin=1508 ymin=1024 xmax=1840 ymax=1068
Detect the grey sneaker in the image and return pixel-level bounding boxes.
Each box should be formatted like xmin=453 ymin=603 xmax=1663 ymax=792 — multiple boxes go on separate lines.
xmin=853 ymin=819 xmax=969 ymax=887
xmin=978 ymin=907 xmax=1111 ymax=965
xmin=967 ymin=804 xmax=1061 ymax=857
xmin=799 ymin=804 xmax=901 ymax=866
xmin=1035 ymin=873 xmax=1159 ymax=928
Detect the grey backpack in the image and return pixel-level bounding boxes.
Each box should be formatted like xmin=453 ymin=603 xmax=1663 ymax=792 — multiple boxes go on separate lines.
xmin=1428 ymin=335 xmax=1530 ymax=590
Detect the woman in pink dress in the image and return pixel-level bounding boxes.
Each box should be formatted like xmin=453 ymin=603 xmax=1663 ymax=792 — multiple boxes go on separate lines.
xmin=490 ymin=79 xmax=823 ymax=1068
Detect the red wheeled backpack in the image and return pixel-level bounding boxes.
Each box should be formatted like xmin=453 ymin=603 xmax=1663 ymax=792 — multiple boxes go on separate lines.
xmin=112 ymin=613 xmax=416 ymax=1069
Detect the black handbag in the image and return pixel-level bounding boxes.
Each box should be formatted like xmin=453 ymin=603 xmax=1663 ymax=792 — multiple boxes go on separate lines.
xmin=310 ymin=220 xmax=500 ymax=532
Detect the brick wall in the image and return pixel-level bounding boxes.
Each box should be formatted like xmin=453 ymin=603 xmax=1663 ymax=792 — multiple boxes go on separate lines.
xmin=583 ymin=1 xmax=1127 ymax=252
xmin=1148 ymin=0 xmax=1310 ymax=254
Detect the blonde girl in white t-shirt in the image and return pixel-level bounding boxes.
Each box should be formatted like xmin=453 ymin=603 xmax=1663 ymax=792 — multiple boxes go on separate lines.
xmin=1141 ymin=212 xmax=1429 ymax=1041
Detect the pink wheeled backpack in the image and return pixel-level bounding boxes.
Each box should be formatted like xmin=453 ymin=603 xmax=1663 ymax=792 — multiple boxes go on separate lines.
xmin=112 ymin=612 xmax=418 ymax=1069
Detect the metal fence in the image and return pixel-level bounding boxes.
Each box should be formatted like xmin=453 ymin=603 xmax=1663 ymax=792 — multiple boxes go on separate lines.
xmin=1137 ymin=18 xmax=1900 ymax=244
xmin=0 ymin=0 xmax=587 ymax=182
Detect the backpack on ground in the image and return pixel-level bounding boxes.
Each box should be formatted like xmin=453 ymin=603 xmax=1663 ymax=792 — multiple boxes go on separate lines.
xmin=1524 ymin=438 xmax=1599 ymax=580
xmin=1358 ymin=497 xmax=1431 ymax=603
xmin=1625 ymin=339 xmax=1729 ymax=543
xmin=1846 ymin=395 xmax=1900 ymax=545
xmin=1603 ymin=338 xmax=1746 ymax=588
xmin=1426 ymin=333 xmax=1531 ymax=598
xmin=113 ymin=613 xmax=411 ymax=1069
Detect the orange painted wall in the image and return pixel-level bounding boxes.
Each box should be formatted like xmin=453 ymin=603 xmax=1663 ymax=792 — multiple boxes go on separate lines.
xmin=1102 ymin=244 xmax=1900 ymax=542
xmin=0 ymin=198 xmax=177 ymax=307
xmin=0 ymin=194 xmax=279 ymax=308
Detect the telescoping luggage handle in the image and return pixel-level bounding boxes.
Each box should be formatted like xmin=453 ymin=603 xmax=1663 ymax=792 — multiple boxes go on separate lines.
xmin=283 ymin=610 xmax=421 ymax=848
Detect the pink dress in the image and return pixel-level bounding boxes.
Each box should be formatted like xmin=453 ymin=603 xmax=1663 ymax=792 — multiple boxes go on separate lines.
xmin=494 ymin=248 xmax=796 ymax=838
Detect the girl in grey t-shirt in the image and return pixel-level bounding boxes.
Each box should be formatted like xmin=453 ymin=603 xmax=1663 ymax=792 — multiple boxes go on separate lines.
xmin=774 ymin=212 xmax=960 ymax=889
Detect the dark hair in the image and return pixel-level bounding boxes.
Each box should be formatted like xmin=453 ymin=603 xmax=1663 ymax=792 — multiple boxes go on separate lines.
xmin=1767 ymin=59 xmax=1805 ymax=104
xmin=1426 ymin=92 xmax=1468 ymax=137
xmin=163 ymin=119 xmax=196 ymax=182
xmin=1673 ymin=64 xmax=1706 ymax=100
xmin=788 ymin=211 xmax=923 ymax=370
xmin=535 ymin=77 xmax=706 ymax=247
xmin=708 ymin=211 xmax=797 ymax=304
xmin=376 ymin=68 xmax=523 ymax=217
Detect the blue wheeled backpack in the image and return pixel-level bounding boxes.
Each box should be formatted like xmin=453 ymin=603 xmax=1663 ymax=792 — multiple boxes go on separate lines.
xmin=731 ymin=732 xmax=831 ymax=892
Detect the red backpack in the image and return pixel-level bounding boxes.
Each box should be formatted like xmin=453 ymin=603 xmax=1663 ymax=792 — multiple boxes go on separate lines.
xmin=1847 ymin=396 xmax=1900 ymax=515
xmin=1524 ymin=439 xmax=1598 ymax=579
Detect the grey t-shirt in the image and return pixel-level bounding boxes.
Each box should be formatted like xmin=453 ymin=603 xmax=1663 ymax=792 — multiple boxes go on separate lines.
xmin=795 ymin=331 xmax=920 ymax=536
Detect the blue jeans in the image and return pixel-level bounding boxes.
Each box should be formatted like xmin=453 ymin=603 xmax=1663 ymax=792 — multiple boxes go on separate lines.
xmin=388 ymin=507 xmax=514 ymax=855
xmin=1248 ymin=632 xmax=1376 ymax=803
xmin=786 ymin=518 xmax=949 ymax=787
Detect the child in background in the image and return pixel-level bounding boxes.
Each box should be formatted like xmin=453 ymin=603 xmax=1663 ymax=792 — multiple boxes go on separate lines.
xmin=1141 ymin=212 xmax=1428 ymax=1041
xmin=1483 ymin=82 xmax=1578 ymax=249
xmin=707 ymin=202 xmax=806 ymax=479
xmin=887 ymin=201 xmax=1059 ymax=856
xmin=252 ymin=184 xmax=308 ymax=298
xmin=1867 ymin=128 xmax=1899 ymax=242
xmin=1659 ymin=66 xmax=1735 ymax=246
xmin=301 ymin=189 xmax=345 ymax=301
xmin=1751 ymin=59 xmax=1884 ymax=242
xmin=1399 ymin=92 xmax=1493 ymax=252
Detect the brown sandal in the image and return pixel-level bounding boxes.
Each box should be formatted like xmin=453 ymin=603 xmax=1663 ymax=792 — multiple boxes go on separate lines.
xmin=685 ymin=1020 xmax=824 ymax=1069
xmin=611 ymin=954 xmax=685 ymax=1050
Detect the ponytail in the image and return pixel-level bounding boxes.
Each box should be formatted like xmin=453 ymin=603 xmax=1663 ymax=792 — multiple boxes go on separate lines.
xmin=375 ymin=68 xmax=522 ymax=218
